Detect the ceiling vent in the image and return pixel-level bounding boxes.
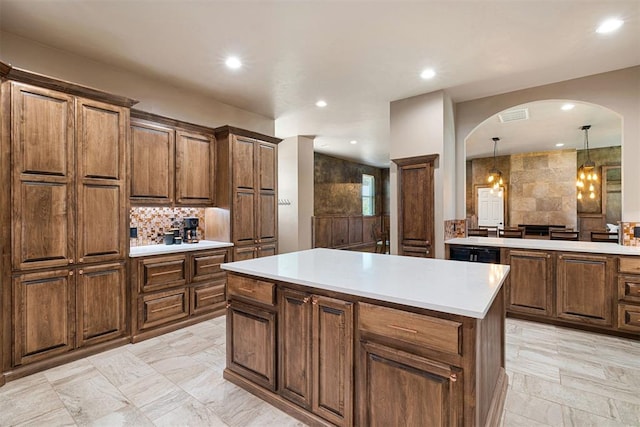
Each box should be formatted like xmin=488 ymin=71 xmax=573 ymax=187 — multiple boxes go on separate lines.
xmin=498 ymin=108 xmax=529 ymax=123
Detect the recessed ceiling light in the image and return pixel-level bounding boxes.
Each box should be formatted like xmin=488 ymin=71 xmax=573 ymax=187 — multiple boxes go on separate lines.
xmin=420 ymin=68 xmax=436 ymax=79
xmin=316 ymin=100 xmax=327 ymax=108
xmin=555 ymin=143 xmax=565 ymax=147
xmin=596 ymin=18 xmax=623 ymax=34
xmin=225 ymin=56 xmax=242 ymax=69
xmin=561 ymin=103 xmax=575 ymax=111
xmin=350 ymin=140 xmax=358 ymax=145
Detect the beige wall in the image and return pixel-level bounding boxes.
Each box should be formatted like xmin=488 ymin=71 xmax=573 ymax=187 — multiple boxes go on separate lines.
xmin=455 ymin=66 xmax=640 ymax=221
xmin=0 ymin=31 xmax=274 ymax=134
xmin=278 ymin=136 xmax=314 ymax=254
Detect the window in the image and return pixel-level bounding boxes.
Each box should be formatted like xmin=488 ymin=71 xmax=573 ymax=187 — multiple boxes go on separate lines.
xmin=362 ymin=174 xmax=375 ymax=216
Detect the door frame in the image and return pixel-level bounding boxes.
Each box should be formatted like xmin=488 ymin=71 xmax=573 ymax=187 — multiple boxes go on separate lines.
xmin=473 ymin=183 xmax=508 ymax=228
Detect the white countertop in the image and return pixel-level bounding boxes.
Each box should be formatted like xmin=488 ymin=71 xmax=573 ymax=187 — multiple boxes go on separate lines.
xmin=130 ymin=240 xmax=233 ymax=257
xmin=221 ymin=248 xmax=510 ymax=319
xmin=445 ymin=237 xmax=640 ymax=256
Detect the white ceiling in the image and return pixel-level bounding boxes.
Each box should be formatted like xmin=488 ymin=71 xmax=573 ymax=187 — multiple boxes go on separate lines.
xmin=1 ymin=0 xmax=638 ymax=167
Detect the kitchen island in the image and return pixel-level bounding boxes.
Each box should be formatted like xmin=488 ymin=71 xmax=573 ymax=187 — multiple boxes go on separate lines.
xmin=222 ymin=248 xmax=510 ymax=426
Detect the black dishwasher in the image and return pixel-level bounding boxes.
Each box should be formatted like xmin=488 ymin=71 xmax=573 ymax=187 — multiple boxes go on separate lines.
xmin=449 ymin=245 xmax=501 ymax=264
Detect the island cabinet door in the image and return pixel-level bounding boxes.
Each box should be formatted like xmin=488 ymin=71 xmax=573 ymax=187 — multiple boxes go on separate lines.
xmin=278 ymin=289 xmax=313 ymax=409
xmin=506 ymin=249 xmax=554 ymax=317
xmin=357 ymin=340 xmax=463 ymax=427
xmin=227 ymin=301 xmax=276 ymax=391
xmin=556 ymin=253 xmax=615 ymax=326
xmin=311 ymin=296 xmax=354 ymax=427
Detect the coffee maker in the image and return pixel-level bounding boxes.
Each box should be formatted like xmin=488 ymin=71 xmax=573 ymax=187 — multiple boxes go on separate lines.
xmin=183 ymin=217 xmax=199 ymax=243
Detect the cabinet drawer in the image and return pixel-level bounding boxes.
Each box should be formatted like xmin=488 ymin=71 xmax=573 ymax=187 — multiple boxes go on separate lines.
xmin=619 ymin=257 xmax=640 ymax=274
xmin=191 ymin=280 xmax=226 ymax=315
xmin=618 ymin=304 xmax=640 ymax=333
xmin=228 ymin=274 xmax=274 ymax=306
xmin=191 ymin=250 xmax=227 ymax=282
xmin=618 ymin=275 xmax=640 ymax=303
xmin=140 ymin=254 xmax=187 ymax=292
xmin=139 ymin=288 xmax=189 ymax=330
xmin=358 ymin=303 xmax=461 ymax=355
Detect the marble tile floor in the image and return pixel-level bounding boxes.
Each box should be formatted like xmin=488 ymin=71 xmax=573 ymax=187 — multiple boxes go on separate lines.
xmin=0 ymin=316 xmax=639 ymax=426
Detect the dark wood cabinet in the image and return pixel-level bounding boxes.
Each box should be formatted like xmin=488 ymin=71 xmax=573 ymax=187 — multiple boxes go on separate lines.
xmin=131 ymin=248 xmax=229 ymax=342
xmin=506 ymin=249 xmax=554 ymax=317
xmin=279 ymin=289 xmax=312 ymax=408
xmin=129 ymin=120 xmax=175 ymax=204
xmin=393 ymin=155 xmax=437 ymax=258
xmin=618 ymin=257 xmax=640 ymax=333
xmin=175 ymin=130 xmax=214 ymax=206
xmin=76 ymin=262 xmax=126 ymax=348
xmin=13 ymin=269 xmax=75 ymax=366
xmin=357 ymin=340 xmax=462 ymax=427
xmin=556 ymin=252 xmax=614 ymax=326
xmin=210 ymin=127 xmax=281 ymax=260
xmin=129 ymin=111 xmax=215 ymax=207
xmin=11 ymin=83 xmax=75 ymax=271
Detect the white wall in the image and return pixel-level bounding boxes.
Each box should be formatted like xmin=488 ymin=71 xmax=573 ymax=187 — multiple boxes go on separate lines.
xmin=455 ymin=66 xmax=640 ymax=221
xmin=0 ymin=31 xmax=274 ymax=134
xmin=390 ymin=90 xmax=456 ymax=258
xmin=278 ymin=136 xmax=314 ymax=253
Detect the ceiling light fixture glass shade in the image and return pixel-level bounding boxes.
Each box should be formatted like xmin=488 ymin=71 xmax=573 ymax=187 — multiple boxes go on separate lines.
xmin=487 ymin=137 xmax=504 ymax=196
xmin=576 ymin=124 xmax=597 ymax=200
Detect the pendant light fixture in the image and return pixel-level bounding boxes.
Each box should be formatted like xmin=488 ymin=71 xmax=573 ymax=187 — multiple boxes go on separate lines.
xmin=576 ymin=125 xmax=597 ymax=200
xmin=487 ymin=137 xmax=504 ymax=196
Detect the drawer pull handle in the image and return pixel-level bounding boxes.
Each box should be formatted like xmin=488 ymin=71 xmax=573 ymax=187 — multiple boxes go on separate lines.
xmin=450 ymin=373 xmax=457 ymax=382
xmin=151 ymin=269 xmax=183 ymax=277
xmin=239 ymin=287 xmax=255 ymax=293
xmin=311 ymin=297 xmax=318 ymax=305
xmin=199 ymin=264 xmax=220 ymax=269
xmin=388 ymin=324 xmax=418 ymax=334
xmin=200 ymin=293 xmax=224 ymax=301
xmin=150 ymin=303 xmax=182 ymax=313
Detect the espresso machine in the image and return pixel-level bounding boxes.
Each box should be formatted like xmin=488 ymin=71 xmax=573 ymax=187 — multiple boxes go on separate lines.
xmin=183 ymin=217 xmax=200 ymax=243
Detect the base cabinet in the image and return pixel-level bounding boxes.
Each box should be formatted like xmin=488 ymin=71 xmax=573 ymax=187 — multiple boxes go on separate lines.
xmin=132 ymin=248 xmax=229 ymax=341
xmin=224 ymin=272 xmax=505 ymax=427
xmin=506 ymin=250 xmax=554 ymax=317
xmin=357 ymin=341 xmax=462 ymax=427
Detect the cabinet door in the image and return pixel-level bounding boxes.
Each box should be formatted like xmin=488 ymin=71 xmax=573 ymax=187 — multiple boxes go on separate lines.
xmin=397 ymin=159 xmax=434 ymax=258
xmin=130 ymin=120 xmax=175 ymax=204
xmin=190 ymin=249 xmax=227 ymax=283
xmin=331 ymin=217 xmax=349 ymax=247
xmin=138 ymin=288 xmax=189 ymax=330
xmin=557 ymin=253 xmax=614 ymax=326
xmin=258 ymin=243 xmax=277 ymax=258
xmin=76 ymin=98 xmax=127 ymax=264
xmin=13 ymin=269 xmax=75 ymax=366
xmin=257 ymin=192 xmax=276 ymax=244
xmin=227 ymin=301 xmax=276 ymax=390
xmin=138 ymin=254 xmax=187 ymax=293
xmin=234 ymin=191 xmax=256 ymax=245
xmin=312 ymin=296 xmax=353 ymax=426
xmin=234 ymin=245 xmax=257 ymax=261
xmin=279 ymin=289 xmax=312 ymax=409
xmin=506 ymin=250 xmax=554 ymax=316
xmin=233 ymin=136 xmax=256 ymax=190
xmin=357 ymin=341 xmax=462 ymax=427
xmin=11 ymin=83 xmax=75 ymax=270
xmin=76 ymin=262 xmax=126 ymax=347
xmin=175 ymin=130 xmax=214 ymax=205
xmin=257 ymin=141 xmax=276 ymax=191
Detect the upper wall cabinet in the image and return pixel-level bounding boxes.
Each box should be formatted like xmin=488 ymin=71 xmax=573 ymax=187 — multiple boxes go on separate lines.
xmin=130 ymin=110 xmax=215 ymax=207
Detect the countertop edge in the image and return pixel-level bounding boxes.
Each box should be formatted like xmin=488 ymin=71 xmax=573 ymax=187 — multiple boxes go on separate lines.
xmin=445 ymin=237 xmax=640 ymax=256
xmin=130 ymin=240 xmax=234 ymax=257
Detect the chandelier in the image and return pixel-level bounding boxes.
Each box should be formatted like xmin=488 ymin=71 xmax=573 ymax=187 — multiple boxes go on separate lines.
xmin=487 ymin=137 xmax=503 ymax=196
xmin=576 ymin=125 xmax=597 ymax=200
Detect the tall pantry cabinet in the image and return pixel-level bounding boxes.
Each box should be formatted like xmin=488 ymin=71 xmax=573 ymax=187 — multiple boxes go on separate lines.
xmin=0 ymin=64 xmax=136 ymax=381
xmin=208 ymin=126 xmax=281 ymax=261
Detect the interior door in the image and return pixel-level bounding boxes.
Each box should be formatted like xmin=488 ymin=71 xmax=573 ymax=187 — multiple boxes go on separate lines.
xmin=477 ymin=187 xmax=504 ymax=228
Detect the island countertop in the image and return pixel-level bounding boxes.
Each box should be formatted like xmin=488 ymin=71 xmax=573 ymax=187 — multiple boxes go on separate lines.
xmin=446 ymin=237 xmax=640 ymax=256
xmin=221 ymin=248 xmax=509 ymax=319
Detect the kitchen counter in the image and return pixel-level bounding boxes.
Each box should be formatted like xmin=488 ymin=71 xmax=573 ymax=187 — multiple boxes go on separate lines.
xmin=222 ymin=247 xmax=509 ymax=318
xmin=446 ymin=236 xmax=640 ymax=256
xmin=129 ymin=240 xmax=233 ymax=257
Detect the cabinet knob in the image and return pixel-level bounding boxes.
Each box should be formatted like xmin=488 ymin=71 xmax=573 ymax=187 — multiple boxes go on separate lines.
xmin=78 ymin=270 xmax=84 ymax=275
xmin=450 ymin=373 xmax=457 ymax=382
xmin=79 ymin=258 xmax=84 ymax=263
xmin=69 ymin=259 xmax=74 ymax=264
xmin=226 ymin=302 xmax=231 ymax=309
xmin=303 ymin=297 xmax=310 ymax=304
xmin=311 ymin=296 xmax=318 ymax=305
xmin=69 ymin=271 xmax=74 ymax=276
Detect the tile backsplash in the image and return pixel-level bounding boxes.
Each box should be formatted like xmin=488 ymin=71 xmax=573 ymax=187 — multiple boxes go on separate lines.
xmin=445 ymin=219 xmax=467 ymax=240
xmin=130 ymin=207 xmax=206 ymax=245
xmin=620 ymin=222 xmax=640 ymax=246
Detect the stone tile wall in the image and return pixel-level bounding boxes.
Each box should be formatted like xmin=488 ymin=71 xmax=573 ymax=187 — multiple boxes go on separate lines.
xmin=444 ymin=219 xmax=467 ymax=239
xmin=620 ymin=222 xmax=640 ymax=246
